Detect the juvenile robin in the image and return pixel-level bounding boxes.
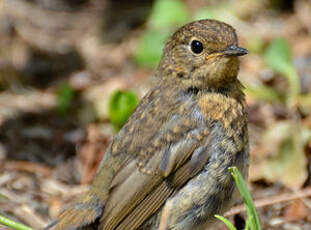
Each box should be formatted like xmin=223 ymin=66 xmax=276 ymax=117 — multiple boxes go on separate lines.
xmin=50 ymin=19 xmax=249 ymax=230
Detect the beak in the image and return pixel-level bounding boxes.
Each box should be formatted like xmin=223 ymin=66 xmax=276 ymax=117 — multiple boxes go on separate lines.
xmin=223 ymin=45 xmax=248 ymax=56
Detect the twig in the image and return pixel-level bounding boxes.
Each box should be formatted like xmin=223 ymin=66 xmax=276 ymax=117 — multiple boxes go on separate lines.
xmin=4 ymin=161 xmax=53 ymax=177
xmin=225 ymin=187 xmax=311 ymax=216
xmin=14 ymin=205 xmax=47 ymax=229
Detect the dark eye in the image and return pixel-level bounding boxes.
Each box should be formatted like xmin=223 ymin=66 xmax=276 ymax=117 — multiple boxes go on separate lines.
xmin=190 ymin=40 xmax=204 ymax=54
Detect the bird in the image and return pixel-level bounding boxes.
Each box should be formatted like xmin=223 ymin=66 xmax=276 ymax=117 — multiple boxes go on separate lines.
xmin=49 ymin=19 xmax=249 ymax=230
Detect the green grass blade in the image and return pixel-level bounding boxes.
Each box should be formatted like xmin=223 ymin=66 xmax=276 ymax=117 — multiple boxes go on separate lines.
xmin=229 ymin=167 xmax=261 ymax=230
xmin=214 ymin=215 xmax=237 ymax=230
xmin=245 ymin=215 xmax=253 ymax=230
xmin=0 ymin=214 xmax=34 ymax=230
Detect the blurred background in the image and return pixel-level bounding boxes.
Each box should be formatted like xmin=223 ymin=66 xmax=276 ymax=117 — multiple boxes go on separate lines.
xmin=0 ymin=0 xmax=311 ymax=229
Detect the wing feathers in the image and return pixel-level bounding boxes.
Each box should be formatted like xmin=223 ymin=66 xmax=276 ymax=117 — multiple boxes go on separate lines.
xmin=52 ymin=193 xmax=104 ymax=230
xmin=114 ymin=159 xmax=200 ymax=230
xmin=116 ymin=180 xmax=174 ymax=230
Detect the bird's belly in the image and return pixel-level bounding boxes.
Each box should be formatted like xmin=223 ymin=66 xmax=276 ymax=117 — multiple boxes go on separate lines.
xmin=166 ymin=170 xmax=236 ymax=229
xmin=140 ymin=148 xmax=248 ymax=230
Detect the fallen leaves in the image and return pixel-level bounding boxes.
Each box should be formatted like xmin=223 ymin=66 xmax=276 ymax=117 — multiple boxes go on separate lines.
xmin=250 ymin=121 xmax=308 ymax=189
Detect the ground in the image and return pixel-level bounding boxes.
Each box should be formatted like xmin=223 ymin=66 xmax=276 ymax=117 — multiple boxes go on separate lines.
xmin=0 ymin=0 xmax=311 ymax=229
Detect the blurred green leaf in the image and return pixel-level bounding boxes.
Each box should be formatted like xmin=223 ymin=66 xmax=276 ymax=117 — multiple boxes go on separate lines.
xmin=265 ymin=38 xmax=292 ymax=68
xmin=194 ymin=6 xmax=240 ymax=25
xmin=264 ymin=38 xmax=300 ymax=105
xmin=135 ymin=0 xmax=191 ymax=68
xmin=260 ymin=138 xmax=306 ymax=189
xmin=297 ymin=94 xmax=311 ymax=114
xmin=263 ymin=121 xmax=292 ymax=143
xmin=246 ymin=36 xmax=265 ymax=54
xmin=0 ymin=192 xmax=8 ymax=200
xmin=57 ymin=83 xmax=75 ymax=114
xmin=135 ymin=30 xmax=170 ymax=68
xmin=149 ymin=0 xmax=189 ymax=29
xmin=302 ymin=126 xmax=311 ymax=145
xmin=109 ymin=90 xmax=139 ymax=130
xmin=245 ymin=83 xmax=282 ymax=102
xmin=251 ymin=121 xmax=308 ymax=189
xmin=194 ymin=8 xmax=216 ymax=21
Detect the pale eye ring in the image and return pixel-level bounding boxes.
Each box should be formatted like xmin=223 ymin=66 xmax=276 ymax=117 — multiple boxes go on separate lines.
xmin=190 ymin=40 xmax=204 ymax=54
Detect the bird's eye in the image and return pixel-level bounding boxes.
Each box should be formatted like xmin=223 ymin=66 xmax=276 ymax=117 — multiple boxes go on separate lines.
xmin=190 ymin=40 xmax=204 ymax=54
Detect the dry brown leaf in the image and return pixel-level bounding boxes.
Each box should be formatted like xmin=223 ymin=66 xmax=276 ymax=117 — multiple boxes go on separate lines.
xmin=284 ymin=199 xmax=309 ymax=222
xmin=250 ymin=121 xmax=308 ymax=189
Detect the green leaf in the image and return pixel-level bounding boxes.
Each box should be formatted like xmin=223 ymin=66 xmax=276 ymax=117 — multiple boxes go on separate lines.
xmin=135 ymin=30 xmax=170 ymax=68
xmin=252 ymin=122 xmax=307 ymax=189
xmin=265 ymin=38 xmax=292 ymax=71
xmin=0 ymin=214 xmax=33 ymax=230
xmin=149 ymin=0 xmax=189 ymax=29
xmin=264 ymin=38 xmax=300 ymax=105
xmin=135 ymin=0 xmax=190 ymax=68
xmin=297 ymin=94 xmax=311 ymax=114
xmin=229 ymin=167 xmax=261 ymax=230
xmin=194 ymin=7 xmax=240 ymax=25
xmin=244 ymin=83 xmax=282 ymax=102
xmin=246 ymin=36 xmax=265 ymax=54
xmin=194 ymin=8 xmax=216 ymax=21
xmin=57 ymin=83 xmax=75 ymax=114
xmin=302 ymin=126 xmax=311 ymax=145
xmin=109 ymin=90 xmax=139 ymax=130
xmin=214 ymin=215 xmax=237 ymax=230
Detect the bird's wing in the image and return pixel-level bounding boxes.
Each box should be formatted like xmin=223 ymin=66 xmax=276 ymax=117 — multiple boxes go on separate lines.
xmin=100 ymin=94 xmax=212 ymax=230
xmin=113 ymin=139 xmax=213 ymax=230
xmin=53 ymin=86 xmax=212 ymax=230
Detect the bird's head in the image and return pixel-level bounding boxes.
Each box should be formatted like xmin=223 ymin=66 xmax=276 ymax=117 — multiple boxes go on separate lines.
xmin=157 ymin=19 xmax=248 ymax=91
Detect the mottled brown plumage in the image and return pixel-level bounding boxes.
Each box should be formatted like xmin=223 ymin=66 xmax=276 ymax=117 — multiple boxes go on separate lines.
xmin=49 ymin=19 xmax=249 ymax=230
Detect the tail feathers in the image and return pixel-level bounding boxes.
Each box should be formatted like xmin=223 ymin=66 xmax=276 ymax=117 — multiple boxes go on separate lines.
xmin=51 ymin=196 xmax=104 ymax=230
